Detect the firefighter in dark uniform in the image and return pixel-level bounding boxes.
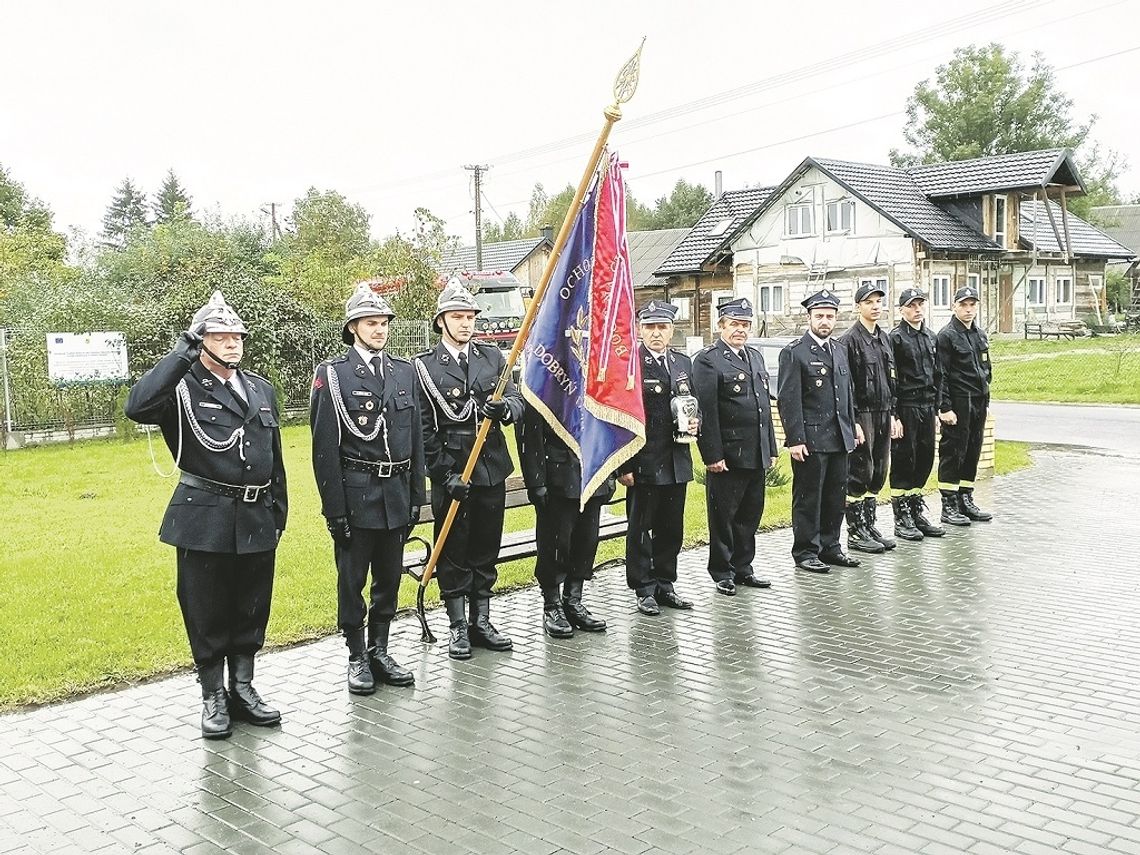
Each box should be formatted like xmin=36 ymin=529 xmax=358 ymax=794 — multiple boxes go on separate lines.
xmin=617 ymin=301 xmax=697 ymax=616
xmin=693 ymin=297 xmax=778 ymax=595
xmin=519 ymin=404 xmax=613 ymax=637
xmin=936 ymin=285 xmax=994 ymax=525
xmin=777 ymin=289 xmax=864 ymax=574
xmin=310 ymin=283 xmax=426 ymax=695
xmin=414 ymin=282 xmax=524 ymax=659
xmin=887 ymin=288 xmax=945 ymax=541
xmin=838 ymin=282 xmax=898 ymax=554
xmin=125 ymin=291 xmax=287 ymax=740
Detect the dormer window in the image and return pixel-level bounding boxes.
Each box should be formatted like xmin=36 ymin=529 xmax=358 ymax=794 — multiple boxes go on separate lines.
xmin=825 ymin=200 xmax=854 ymax=233
xmin=992 ymin=195 xmax=1007 ymax=248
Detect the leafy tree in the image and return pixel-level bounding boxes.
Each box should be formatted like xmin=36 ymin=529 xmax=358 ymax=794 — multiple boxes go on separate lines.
xmin=101 ymin=178 xmax=150 ymax=248
xmin=1071 ymin=143 xmax=1126 ymax=222
xmin=642 ymin=179 xmax=714 ymax=229
xmin=0 ymin=163 xmax=53 ymax=231
xmin=890 ymin=44 xmax=1091 ymax=166
xmin=386 ymin=207 xmax=460 ymax=321
xmin=483 ymin=211 xmax=526 ymax=243
xmin=153 ymin=169 xmax=193 ymax=224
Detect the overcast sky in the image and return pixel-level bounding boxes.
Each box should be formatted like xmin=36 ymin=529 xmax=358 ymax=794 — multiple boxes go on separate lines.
xmin=3 ymin=0 xmax=1137 ymax=247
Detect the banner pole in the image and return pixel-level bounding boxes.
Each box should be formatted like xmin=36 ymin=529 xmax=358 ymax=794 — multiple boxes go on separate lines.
xmin=416 ymin=40 xmax=646 ymax=631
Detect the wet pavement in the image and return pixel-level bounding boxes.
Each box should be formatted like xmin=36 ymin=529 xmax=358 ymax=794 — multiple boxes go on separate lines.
xmin=3 ymin=448 xmax=1140 ymax=854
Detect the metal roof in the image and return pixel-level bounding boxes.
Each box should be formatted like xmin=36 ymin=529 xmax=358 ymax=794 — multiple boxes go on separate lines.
xmin=654 ymin=187 xmax=775 ymax=276
xmin=625 ymin=228 xmax=689 ymax=286
xmin=438 ymin=236 xmax=550 ymax=274
xmin=1090 ymin=204 xmax=1140 ymax=254
xmin=907 ymin=149 xmax=1082 ymax=197
xmin=1019 ymin=201 xmax=1136 ymax=259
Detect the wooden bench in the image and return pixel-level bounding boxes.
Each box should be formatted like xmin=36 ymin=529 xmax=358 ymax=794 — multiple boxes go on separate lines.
xmin=1024 ymin=322 xmax=1078 ymax=341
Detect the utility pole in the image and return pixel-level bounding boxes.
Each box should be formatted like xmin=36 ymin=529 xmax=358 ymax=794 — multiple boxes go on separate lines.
xmin=464 ymin=164 xmax=490 ymax=269
xmin=261 ymin=202 xmax=281 ymax=240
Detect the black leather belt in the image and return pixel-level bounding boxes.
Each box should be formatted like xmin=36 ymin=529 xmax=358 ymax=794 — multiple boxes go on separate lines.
xmin=179 ymin=472 xmax=270 ymax=503
xmin=341 ymin=457 xmax=412 ymax=477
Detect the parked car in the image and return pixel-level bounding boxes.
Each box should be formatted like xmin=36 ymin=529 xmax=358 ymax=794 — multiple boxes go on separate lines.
xmin=746 ymin=336 xmax=797 ymax=391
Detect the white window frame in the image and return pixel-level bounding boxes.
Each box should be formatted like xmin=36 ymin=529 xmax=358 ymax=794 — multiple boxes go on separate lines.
xmin=1055 ymin=275 xmax=1073 ymax=305
xmin=757 ymin=283 xmax=785 ymax=315
xmin=1027 ymin=277 xmax=1046 ymax=307
xmin=669 ymin=297 xmax=691 ymax=321
xmin=785 ymin=203 xmax=814 ymax=238
xmin=993 ymin=195 xmax=1007 ymax=248
xmin=858 ymin=277 xmax=889 ymax=295
xmin=931 ymin=275 xmax=951 ymax=307
xmin=711 ymin=290 xmax=737 ymax=335
xmin=967 ymin=273 xmax=981 ymax=291
xmin=825 ymin=200 xmax=855 ymax=234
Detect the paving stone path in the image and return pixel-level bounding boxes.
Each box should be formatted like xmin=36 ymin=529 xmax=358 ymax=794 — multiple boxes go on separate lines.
xmin=2 ymin=447 xmax=1139 ymax=854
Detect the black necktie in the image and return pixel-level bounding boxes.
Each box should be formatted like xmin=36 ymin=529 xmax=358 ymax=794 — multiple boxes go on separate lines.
xmin=226 ymin=379 xmax=247 ymax=415
xmin=371 ymin=356 xmax=385 ymax=393
xmin=458 ymin=351 xmax=469 ymax=384
xmin=658 ymin=355 xmax=667 ymax=372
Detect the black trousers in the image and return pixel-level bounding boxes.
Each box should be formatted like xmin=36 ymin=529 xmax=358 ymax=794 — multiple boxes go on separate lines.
xmin=705 ymin=468 xmax=766 ymax=581
xmin=938 ymin=395 xmax=988 ymax=490
xmin=335 ymin=526 xmax=406 ymax=631
xmin=432 ymin=481 xmax=505 ymax=600
xmin=848 ymin=410 xmax=891 ymax=498
xmin=891 ymin=404 xmax=936 ymax=492
xmin=175 ymin=548 xmax=275 ymax=668
xmin=790 ymin=451 xmax=848 ymax=563
xmin=625 ymin=482 xmax=687 ymax=597
xmin=534 ymin=494 xmax=604 ymax=592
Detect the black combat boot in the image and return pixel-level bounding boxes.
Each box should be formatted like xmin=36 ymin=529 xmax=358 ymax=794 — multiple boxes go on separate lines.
xmin=468 ymin=598 xmax=513 ymax=651
xmin=863 ymin=497 xmax=896 ymax=550
xmin=345 ymin=628 xmax=375 ymax=695
xmin=846 ymin=502 xmax=885 ymax=554
xmin=198 ymin=661 xmax=232 ymax=740
xmin=940 ymin=491 xmax=971 ymax=527
xmin=959 ymin=488 xmax=993 ymax=522
xmin=911 ymin=495 xmax=945 ymax=537
xmin=227 ymin=654 xmax=281 ymax=726
xmin=892 ymin=496 xmax=923 ymax=542
xmin=562 ymin=579 xmax=606 ymax=632
xmin=542 ymin=588 xmax=574 ymax=638
xmin=367 ymin=622 xmax=414 ymax=687
xmin=444 ymin=598 xmax=472 ymax=660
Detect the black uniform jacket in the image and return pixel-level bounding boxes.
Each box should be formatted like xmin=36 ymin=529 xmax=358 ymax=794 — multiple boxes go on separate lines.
xmin=936 ymin=317 xmax=992 ymax=410
xmin=310 ymin=348 xmax=426 ymax=528
xmin=125 ymin=351 xmax=287 ymax=554
xmin=839 ymin=322 xmax=896 ymax=415
xmin=519 ymin=406 xmax=616 ymax=502
xmin=889 ymin=321 xmax=941 ymax=406
xmin=617 ymin=345 xmax=696 ymax=486
xmin=415 ymin=340 xmax=524 ymax=487
xmin=777 ymin=332 xmax=857 ymax=454
xmin=693 ymin=341 xmax=778 ymax=471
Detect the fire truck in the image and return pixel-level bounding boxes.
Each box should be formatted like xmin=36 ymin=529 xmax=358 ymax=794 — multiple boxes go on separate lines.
xmin=440 ymin=270 xmax=531 ymax=348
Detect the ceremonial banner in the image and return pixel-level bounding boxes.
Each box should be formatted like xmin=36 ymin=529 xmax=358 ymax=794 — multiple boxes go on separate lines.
xmin=522 ymin=151 xmax=645 ymax=507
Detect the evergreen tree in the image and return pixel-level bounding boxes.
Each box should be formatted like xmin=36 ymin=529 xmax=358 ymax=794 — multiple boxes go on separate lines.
xmin=101 ymin=178 xmax=149 ymax=248
xmin=153 ymin=169 xmax=193 ymax=224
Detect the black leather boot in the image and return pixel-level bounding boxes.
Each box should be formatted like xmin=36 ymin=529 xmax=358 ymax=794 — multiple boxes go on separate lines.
xmin=444 ymin=598 xmax=472 ymax=660
xmin=227 ymin=654 xmax=281 ymax=726
xmin=542 ymin=588 xmax=574 ymax=638
xmin=847 ymin=502 xmax=885 ymax=554
xmin=959 ymin=489 xmax=993 ymax=522
xmin=562 ymin=579 xmax=606 ymax=632
xmin=468 ymin=598 xmax=513 ymax=651
xmin=940 ymin=491 xmax=971 ymax=526
xmin=892 ymin=496 xmax=923 ymax=541
xmin=863 ymin=497 xmax=896 ymax=550
xmin=345 ymin=628 xmax=375 ymax=695
xmin=198 ymin=661 xmax=232 ymax=740
xmin=367 ymin=623 xmax=414 ymax=687
xmin=911 ymin=495 xmax=945 ymax=537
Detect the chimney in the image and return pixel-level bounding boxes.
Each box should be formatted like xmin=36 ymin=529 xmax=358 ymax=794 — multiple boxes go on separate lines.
xmin=714 ymin=170 xmax=723 ymax=198
xmin=540 ymin=223 xmax=553 ymax=242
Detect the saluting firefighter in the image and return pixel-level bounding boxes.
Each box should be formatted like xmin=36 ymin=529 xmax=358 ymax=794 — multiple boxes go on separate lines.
xmin=777 ymin=289 xmax=863 ymax=574
xmin=887 ymin=288 xmax=945 ymax=541
xmin=693 ymin=297 xmax=778 ymax=596
xmin=519 ymin=403 xmax=613 ymax=638
xmin=617 ymin=301 xmax=698 ymax=615
xmin=125 ymin=292 xmax=287 ymax=740
xmin=415 ymin=282 xmax=524 ymax=659
xmin=310 ymin=283 xmax=426 ymax=696
xmin=936 ymin=285 xmax=994 ymax=525
xmin=837 ymin=282 xmax=898 ymax=554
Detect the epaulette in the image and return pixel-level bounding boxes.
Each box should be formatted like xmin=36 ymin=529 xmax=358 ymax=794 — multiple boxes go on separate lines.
xmin=669 ymin=346 xmax=688 ymax=356
xmin=328 ymin=354 xmax=348 ymax=364
xmin=698 ymin=343 xmax=718 ymax=353
xmin=412 ymin=349 xmax=433 ymax=360
xmin=243 ymin=369 xmax=271 ymax=382
xmin=784 ymin=338 xmax=803 ymax=349
xmin=387 ymin=354 xmax=411 ymax=364
xmin=473 ymin=340 xmax=501 ymax=352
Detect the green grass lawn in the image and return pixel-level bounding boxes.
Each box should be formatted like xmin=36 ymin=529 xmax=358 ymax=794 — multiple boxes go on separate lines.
xmin=0 ymin=427 xmax=1032 ymax=710
xmin=987 ymin=334 xmax=1140 ymax=404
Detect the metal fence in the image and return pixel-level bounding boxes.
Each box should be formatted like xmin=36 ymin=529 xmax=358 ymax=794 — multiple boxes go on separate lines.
xmin=0 ymin=320 xmax=433 ymax=440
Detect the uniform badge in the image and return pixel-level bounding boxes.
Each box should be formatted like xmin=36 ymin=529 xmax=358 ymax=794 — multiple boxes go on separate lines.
xmin=737 ymin=373 xmax=745 ymax=380
xmin=440 ymin=353 xmax=450 ymax=364
xmin=733 ymin=384 xmax=741 ymax=392
xmin=820 ymin=367 xmax=827 ymax=375
xmin=678 ymin=381 xmax=690 ymax=395
xmin=451 ymin=388 xmax=461 ymax=397
xmin=355 ymin=364 xmax=366 ymax=375
xmin=654 ymin=385 xmax=662 ymax=394
xmin=815 ymin=379 xmax=823 ymax=387
xmin=644 ymin=355 xmax=653 ymax=364
xmin=357 ymin=416 xmax=369 ymax=426
xmin=364 ymin=400 xmax=375 ymax=411
xmin=198 ymin=401 xmax=222 ymax=410
xmin=201 ymin=377 xmax=214 ymax=389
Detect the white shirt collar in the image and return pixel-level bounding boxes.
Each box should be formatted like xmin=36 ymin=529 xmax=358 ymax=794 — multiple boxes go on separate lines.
xmin=353 ymin=343 xmax=383 ymax=374
xmin=208 ymin=368 xmax=246 ymax=401
xmin=808 ymin=331 xmax=831 ymax=349
xmin=442 ymin=341 xmax=471 ymax=362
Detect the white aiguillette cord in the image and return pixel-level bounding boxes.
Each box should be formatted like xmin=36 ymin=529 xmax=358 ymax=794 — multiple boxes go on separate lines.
xmin=146 ymin=379 xmax=246 ymax=477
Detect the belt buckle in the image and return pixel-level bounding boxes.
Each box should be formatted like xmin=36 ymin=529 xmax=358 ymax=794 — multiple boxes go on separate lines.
xmin=377 ymin=461 xmax=392 ymax=478
xmin=242 ymin=485 xmax=259 ymax=503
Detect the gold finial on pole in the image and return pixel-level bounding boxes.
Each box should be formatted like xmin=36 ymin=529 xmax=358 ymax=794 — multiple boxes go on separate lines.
xmin=606 ymin=37 xmax=646 ymax=122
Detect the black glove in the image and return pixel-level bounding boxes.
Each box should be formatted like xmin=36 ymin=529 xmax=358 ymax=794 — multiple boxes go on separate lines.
xmin=443 ymin=473 xmax=470 ymax=502
xmin=527 ymin=486 xmax=548 ymax=508
xmin=174 ymin=323 xmax=206 ymax=361
xmin=409 ymin=505 xmax=421 ymax=526
xmin=326 ymin=515 xmax=352 ymax=544
xmin=481 ymin=398 xmax=511 ymax=424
